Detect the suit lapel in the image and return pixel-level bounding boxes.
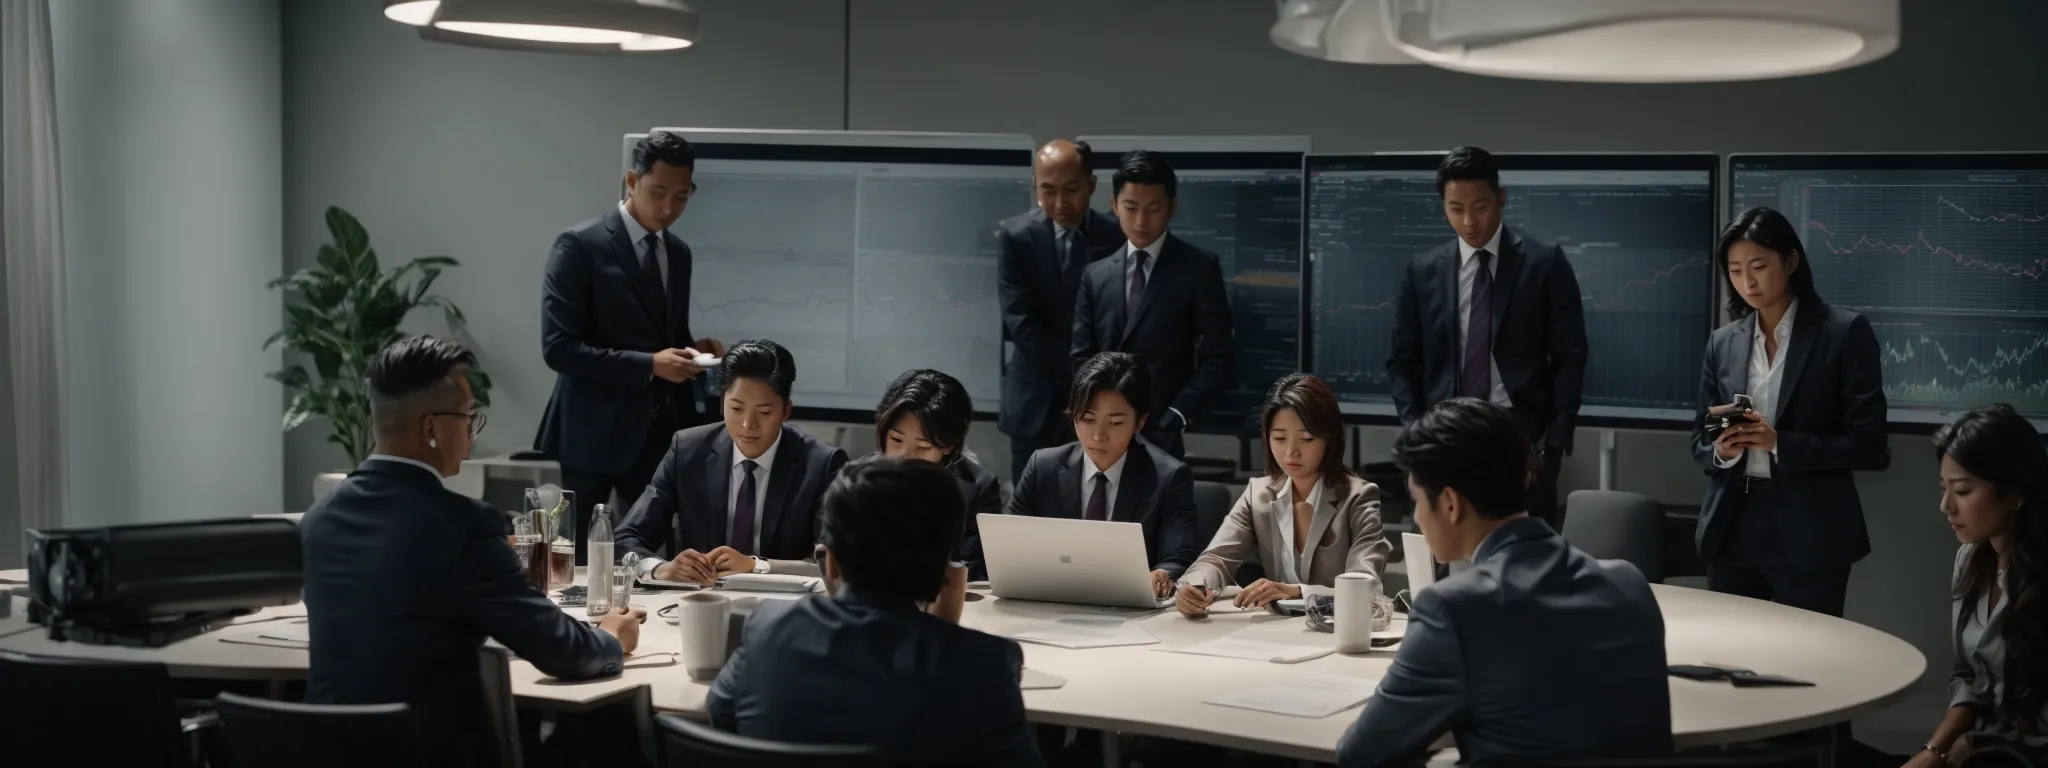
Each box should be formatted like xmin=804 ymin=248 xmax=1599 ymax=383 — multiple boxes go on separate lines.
xmin=757 ymin=430 xmax=801 ymax=551
xmin=1055 ymin=446 xmax=1083 ymax=520
xmin=703 ymin=433 xmax=734 ymax=546
xmin=1489 ymin=231 xmax=1523 ymax=341
xmin=1775 ymin=302 xmax=1824 ymax=420
xmin=663 ymin=231 xmax=689 ymax=346
xmin=1722 ymin=315 xmax=1754 ymax=405
xmin=605 ymin=209 xmax=667 ymax=331
xmin=1300 ymin=480 xmax=1341 ymax=573
xmin=1119 ymin=237 xmax=1175 ymax=347
xmin=1438 ymin=248 xmax=1461 ymax=350
xmin=1112 ymin=448 xmax=1151 ymax=523
xmin=1102 ymin=251 xmax=1130 ymax=350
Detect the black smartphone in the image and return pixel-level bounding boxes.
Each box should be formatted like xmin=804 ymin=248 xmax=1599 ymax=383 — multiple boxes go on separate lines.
xmin=1703 ymin=394 xmax=1755 ymax=441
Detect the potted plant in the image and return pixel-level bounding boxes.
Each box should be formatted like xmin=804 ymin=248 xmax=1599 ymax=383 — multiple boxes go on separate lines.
xmin=267 ymin=207 xmax=492 ymax=503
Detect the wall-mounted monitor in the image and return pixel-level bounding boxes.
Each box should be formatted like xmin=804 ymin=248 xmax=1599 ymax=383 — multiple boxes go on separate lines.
xmin=1729 ymin=152 xmax=2048 ymax=429
xmin=1304 ymin=152 xmax=1720 ymax=426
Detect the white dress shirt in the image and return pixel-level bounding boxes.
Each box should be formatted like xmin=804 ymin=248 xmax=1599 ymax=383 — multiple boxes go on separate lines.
xmin=366 ymin=453 xmax=441 ymax=478
xmin=1080 ymin=451 xmax=1130 ymax=520
xmin=1121 ymin=237 xmax=1187 ymax=427
xmin=618 ymin=202 xmax=669 ymax=292
xmin=1715 ymin=299 xmax=1795 ymax=478
xmin=637 ymin=434 xmax=781 ymax=577
xmin=1457 ymin=225 xmax=1512 ymax=408
xmin=1270 ymin=479 xmax=1324 ymax=589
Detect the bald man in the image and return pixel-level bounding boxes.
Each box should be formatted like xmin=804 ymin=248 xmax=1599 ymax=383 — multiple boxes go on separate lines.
xmin=996 ymin=139 xmax=1126 ymax=480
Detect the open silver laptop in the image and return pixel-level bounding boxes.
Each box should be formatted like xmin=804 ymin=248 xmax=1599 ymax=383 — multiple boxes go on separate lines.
xmin=977 ymin=514 xmax=1174 ymax=609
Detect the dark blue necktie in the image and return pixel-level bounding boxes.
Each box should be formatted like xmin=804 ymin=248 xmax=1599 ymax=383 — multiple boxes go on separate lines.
xmin=730 ymin=460 xmax=758 ymax=556
xmin=1461 ymin=250 xmax=1495 ymax=400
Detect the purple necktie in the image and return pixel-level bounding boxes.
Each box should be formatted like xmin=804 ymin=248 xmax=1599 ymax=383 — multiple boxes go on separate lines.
xmin=1085 ymin=473 xmax=1109 ymax=521
xmin=1125 ymin=249 xmax=1149 ymax=334
xmin=1461 ymin=250 xmax=1495 ymax=400
xmin=730 ymin=459 xmax=758 ymax=556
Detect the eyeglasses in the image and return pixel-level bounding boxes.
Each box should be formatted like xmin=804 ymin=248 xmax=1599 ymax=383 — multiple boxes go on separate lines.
xmin=430 ymin=410 xmax=487 ymax=437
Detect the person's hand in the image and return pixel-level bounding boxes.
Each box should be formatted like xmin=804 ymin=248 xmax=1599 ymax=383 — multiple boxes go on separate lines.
xmin=1948 ymin=736 xmax=1977 ymax=766
xmin=708 ymin=546 xmax=756 ymax=577
xmin=928 ymin=564 xmax=968 ymax=624
xmin=1150 ymin=569 xmax=1175 ymax=598
xmin=1727 ymin=411 xmax=1779 ymax=453
xmin=1900 ymin=749 xmax=1944 ymax=768
xmin=596 ymin=605 xmax=648 ymax=655
xmin=652 ymin=550 xmax=715 ymax=584
xmin=653 ymin=348 xmax=706 ymax=383
xmin=693 ymin=337 xmax=727 ymax=357
xmin=1176 ymin=584 xmax=1213 ymax=617
xmin=1234 ymin=578 xmax=1302 ymax=609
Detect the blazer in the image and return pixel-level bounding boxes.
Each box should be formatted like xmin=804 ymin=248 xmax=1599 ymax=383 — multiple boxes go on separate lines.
xmin=1690 ymin=301 xmax=1889 ymax=573
xmin=708 ymin=590 xmax=1044 ymax=767
xmin=1004 ymin=440 xmax=1199 ymax=578
xmin=1386 ymin=227 xmax=1588 ymax=453
xmin=1336 ymin=517 xmax=1671 ymax=768
xmin=997 ymin=208 xmax=1124 ymax=438
xmin=535 ymin=206 xmax=703 ymax=475
xmin=1181 ymin=474 xmax=1390 ymax=596
xmin=301 ymin=459 xmax=622 ymax=768
xmin=615 ymin=423 xmax=849 ymax=563
xmin=954 ymin=454 xmax=1004 ymax=580
xmin=1070 ymin=233 xmax=1236 ymax=433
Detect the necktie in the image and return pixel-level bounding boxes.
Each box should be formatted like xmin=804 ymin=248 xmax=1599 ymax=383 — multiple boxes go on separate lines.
xmin=1461 ymin=249 xmax=1495 ymax=400
xmin=1125 ymin=249 xmax=1149 ymax=333
xmin=638 ymin=233 xmax=671 ymax=319
xmin=1085 ymin=473 xmax=1109 ymax=521
xmin=730 ymin=459 xmax=758 ymax=556
xmin=1056 ymin=228 xmax=1075 ymax=273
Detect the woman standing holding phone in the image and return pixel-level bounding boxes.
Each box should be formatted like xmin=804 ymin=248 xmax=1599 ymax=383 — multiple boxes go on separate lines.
xmin=1691 ymin=206 xmax=1889 ymax=617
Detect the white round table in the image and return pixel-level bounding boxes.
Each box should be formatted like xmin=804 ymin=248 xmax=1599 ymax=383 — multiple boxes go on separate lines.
xmin=0 ymin=583 xmax=1924 ymax=761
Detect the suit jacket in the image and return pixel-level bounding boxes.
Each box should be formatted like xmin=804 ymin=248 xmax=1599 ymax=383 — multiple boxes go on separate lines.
xmin=536 ymin=206 xmax=703 ymax=475
xmin=1070 ymin=234 xmax=1236 ymax=434
xmin=707 ymin=590 xmax=1043 ymax=767
xmin=1003 ymin=440 xmax=1198 ymax=577
xmin=997 ymin=208 xmax=1124 ymax=438
xmin=1386 ymin=227 xmax=1588 ymax=453
xmin=615 ymin=423 xmax=849 ymax=562
xmin=1691 ymin=301 xmax=1889 ymax=573
xmin=1336 ymin=517 xmax=1671 ymax=768
xmin=302 ymin=459 xmax=622 ymax=767
xmin=953 ymin=454 xmax=1004 ymax=580
xmin=1181 ymin=474 xmax=1390 ymax=596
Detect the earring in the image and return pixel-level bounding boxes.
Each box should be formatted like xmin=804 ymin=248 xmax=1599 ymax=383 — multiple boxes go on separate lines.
xmin=429 ymin=439 xmax=438 ymax=448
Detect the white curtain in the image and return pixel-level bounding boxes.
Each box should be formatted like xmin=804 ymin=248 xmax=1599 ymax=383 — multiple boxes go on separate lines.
xmin=2 ymin=0 xmax=70 ymax=536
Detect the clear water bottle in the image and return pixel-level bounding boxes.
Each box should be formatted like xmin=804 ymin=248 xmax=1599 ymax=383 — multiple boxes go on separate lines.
xmin=586 ymin=504 xmax=615 ymax=617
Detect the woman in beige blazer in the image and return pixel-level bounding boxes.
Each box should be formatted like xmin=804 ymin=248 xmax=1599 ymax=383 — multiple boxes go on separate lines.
xmin=1177 ymin=373 xmax=1390 ymax=616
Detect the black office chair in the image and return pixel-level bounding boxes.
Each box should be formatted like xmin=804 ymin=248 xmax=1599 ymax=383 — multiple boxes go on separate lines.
xmin=0 ymin=650 xmax=212 ymax=767
xmin=214 ymin=691 xmax=428 ymax=768
xmin=1478 ymin=743 xmax=1822 ymax=768
xmin=1191 ymin=481 xmax=1264 ymax=583
xmin=1561 ymin=490 xmax=1667 ymax=583
xmin=656 ymin=714 xmax=884 ymax=768
xmin=478 ymin=645 xmax=525 ymax=768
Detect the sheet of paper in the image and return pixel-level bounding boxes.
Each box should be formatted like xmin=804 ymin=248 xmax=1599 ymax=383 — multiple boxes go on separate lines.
xmin=220 ymin=623 xmax=309 ymax=650
xmin=718 ymin=574 xmax=822 ymax=593
xmin=636 ymin=577 xmax=706 ymax=590
xmin=257 ymin=620 xmax=311 ymax=643
xmin=623 ymin=652 xmax=677 ymax=669
xmin=1011 ymin=616 xmax=1158 ymax=649
xmin=1020 ymin=668 xmax=1067 ymax=690
xmin=1205 ymin=675 xmax=1379 ymax=718
xmin=1161 ymin=635 xmax=1335 ymax=664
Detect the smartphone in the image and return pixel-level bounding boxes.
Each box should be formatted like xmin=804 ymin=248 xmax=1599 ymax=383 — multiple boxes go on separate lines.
xmin=1703 ymin=394 xmax=1755 ymax=441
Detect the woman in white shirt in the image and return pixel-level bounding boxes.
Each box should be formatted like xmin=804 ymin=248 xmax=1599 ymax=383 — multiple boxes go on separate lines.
xmin=1176 ymin=373 xmax=1390 ymax=615
xmin=1913 ymin=404 xmax=2048 ymax=767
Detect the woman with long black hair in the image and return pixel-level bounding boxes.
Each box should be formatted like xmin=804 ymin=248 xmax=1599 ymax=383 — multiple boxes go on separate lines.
xmin=1913 ymin=405 xmax=2048 ymax=767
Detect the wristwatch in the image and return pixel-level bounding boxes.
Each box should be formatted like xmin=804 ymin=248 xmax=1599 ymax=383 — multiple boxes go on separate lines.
xmin=1921 ymin=744 xmax=1948 ymax=763
xmin=751 ymin=556 xmax=771 ymax=575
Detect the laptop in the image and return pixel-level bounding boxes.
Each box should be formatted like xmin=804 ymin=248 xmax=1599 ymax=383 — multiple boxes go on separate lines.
xmin=1401 ymin=531 xmax=1469 ymax=596
xmin=977 ymin=514 xmax=1174 ymax=609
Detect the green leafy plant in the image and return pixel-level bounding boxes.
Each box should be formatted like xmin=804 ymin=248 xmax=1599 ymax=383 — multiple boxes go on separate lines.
xmin=266 ymin=207 xmax=492 ymax=467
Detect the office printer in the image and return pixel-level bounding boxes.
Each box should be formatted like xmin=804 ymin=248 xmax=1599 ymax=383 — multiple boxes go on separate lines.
xmin=25 ymin=518 xmax=303 ymax=647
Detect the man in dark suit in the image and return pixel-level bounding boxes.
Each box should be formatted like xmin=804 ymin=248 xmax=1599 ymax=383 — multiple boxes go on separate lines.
xmin=1007 ymin=352 xmax=1199 ymax=595
xmin=1386 ymin=146 xmax=1587 ymax=529
xmin=708 ymin=457 xmax=1043 ymax=767
xmin=998 ymin=139 xmax=1125 ymax=480
xmin=1338 ymin=398 xmax=1669 ymax=768
xmin=616 ymin=339 xmax=849 ymax=583
xmin=537 ymin=130 xmax=725 ymax=565
xmin=303 ymin=336 xmax=643 ymax=768
xmin=1071 ymin=150 xmax=1235 ymax=459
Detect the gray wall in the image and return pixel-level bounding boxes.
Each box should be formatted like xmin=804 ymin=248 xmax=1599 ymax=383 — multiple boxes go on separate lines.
xmin=52 ymin=0 xmax=283 ymax=527
xmin=280 ymin=0 xmax=2048 ymax=753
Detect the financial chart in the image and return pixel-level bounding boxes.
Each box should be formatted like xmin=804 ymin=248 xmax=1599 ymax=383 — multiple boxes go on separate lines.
xmin=1308 ymin=157 xmax=1717 ymax=421
xmin=1091 ymin=165 xmax=1303 ymax=433
xmin=1731 ymin=154 xmax=2048 ymax=423
xmin=678 ymin=157 xmax=1028 ymax=412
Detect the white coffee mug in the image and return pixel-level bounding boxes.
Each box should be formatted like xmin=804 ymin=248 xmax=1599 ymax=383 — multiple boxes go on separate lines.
xmin=677 ymin=592 xmax=732 ymax=681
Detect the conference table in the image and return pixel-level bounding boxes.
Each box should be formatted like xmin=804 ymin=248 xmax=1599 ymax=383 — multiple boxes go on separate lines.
xmin=0 ymin=572 xmax=1923 ymax=763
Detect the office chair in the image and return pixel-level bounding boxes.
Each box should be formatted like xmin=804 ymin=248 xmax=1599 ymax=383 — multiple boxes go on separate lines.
xmin=1191 ymin=481 xmax=1265 ymax=583
xmin=0 ymin=650 xmax=213 ymax=766
xmin=214 ymin=691 xmax=428 ymax=768
xmin=1561 ymin=490 xmax=1667 ymax=583
xmin=656 ymin=714 xmax=884 ymax=767
xmin=478 ymin=644 xmax=525 ymax=768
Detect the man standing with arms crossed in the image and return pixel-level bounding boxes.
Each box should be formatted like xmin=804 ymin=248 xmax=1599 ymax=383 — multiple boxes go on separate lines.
xmin=537 ymin=130 xmax=725 ymax=565
xmin=996 ymin=139 xmax=1126 ymax=481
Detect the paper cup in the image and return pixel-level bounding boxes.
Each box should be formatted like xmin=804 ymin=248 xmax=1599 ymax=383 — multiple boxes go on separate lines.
xmin=677 ymin=592 xmax=732 ymax=681
xmin=1335 ymin=571 xmax=1379 ymax=654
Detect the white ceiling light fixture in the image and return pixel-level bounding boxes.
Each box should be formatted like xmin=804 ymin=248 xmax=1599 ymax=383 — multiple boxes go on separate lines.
xmin=1378 ymin=0 xmax=1899 ymax=83
xmin=383 ymin=0 xmax=697 ymax=54
xmin=1270 ymin=0 xmax=1421 ymax=64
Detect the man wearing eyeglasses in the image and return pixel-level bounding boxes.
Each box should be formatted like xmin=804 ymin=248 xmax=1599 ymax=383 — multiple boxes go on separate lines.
xmin=537 ymin=130 xmax=725 ymax=566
